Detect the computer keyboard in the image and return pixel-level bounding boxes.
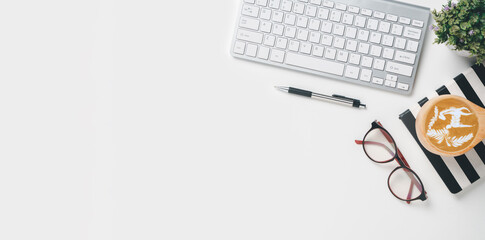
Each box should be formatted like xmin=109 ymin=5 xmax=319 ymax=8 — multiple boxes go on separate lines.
xmin=231 ymin=0 xmax=430 ymax=94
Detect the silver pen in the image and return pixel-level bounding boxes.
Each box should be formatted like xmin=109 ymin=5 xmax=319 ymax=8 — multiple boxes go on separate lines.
xmin=275 ymin=86 xmax=366 ymax=109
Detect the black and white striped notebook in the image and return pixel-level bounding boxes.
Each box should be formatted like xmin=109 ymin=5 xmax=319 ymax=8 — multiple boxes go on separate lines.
xmin=399 ymin=63 xmax=485 ymax=194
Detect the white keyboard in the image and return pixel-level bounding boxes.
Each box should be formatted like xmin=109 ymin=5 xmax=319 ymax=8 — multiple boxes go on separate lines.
xmin=231 ymin=0 xmax=430 ymax=94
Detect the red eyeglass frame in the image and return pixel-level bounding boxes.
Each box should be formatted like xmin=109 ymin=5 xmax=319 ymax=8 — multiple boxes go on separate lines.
xmin=355 ymin=121 xmax=427 ymax=204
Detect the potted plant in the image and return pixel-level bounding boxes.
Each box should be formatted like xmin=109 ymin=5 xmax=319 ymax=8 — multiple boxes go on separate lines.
xmin=430 ymin=0 xmax=485 ymax=64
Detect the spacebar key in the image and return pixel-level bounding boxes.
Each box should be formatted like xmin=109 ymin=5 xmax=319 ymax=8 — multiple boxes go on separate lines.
xmin=285 ymin=52 xmax=344 ymax=76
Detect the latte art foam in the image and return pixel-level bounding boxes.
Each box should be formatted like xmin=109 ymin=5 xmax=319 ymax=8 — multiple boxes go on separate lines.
xmin=425 ymin=99 xmax=478 ymax=153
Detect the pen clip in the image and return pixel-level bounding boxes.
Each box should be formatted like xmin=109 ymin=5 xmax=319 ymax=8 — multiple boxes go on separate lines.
xmin=332 ymin=94 xmax=364 ymax=108
xmin=332 ymin=94 xmax=355 ymax=101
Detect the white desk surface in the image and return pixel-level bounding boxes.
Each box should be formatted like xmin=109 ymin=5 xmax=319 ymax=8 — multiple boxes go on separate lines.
xmin=0 ymin=0 xmax=483 ymax=239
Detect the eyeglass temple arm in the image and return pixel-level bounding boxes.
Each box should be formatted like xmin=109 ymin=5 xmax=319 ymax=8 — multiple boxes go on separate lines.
xmin=355 ymin=139 xmax=424 ymax=203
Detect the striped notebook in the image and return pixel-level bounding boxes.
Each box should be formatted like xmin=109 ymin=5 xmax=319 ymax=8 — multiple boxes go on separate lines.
xmin=399 ymin=63 xmax=485 ymax=194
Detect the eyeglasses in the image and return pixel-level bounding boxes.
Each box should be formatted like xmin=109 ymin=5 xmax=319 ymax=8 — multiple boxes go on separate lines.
xmin=355 ymin=121 xmax=427 ymax=204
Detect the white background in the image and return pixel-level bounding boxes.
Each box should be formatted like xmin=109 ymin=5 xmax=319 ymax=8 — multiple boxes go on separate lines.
xmin=0 ymin=0 xmax=483 ymax=239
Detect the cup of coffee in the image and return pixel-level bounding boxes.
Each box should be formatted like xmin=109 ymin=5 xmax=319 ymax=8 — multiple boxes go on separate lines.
xmin=416 ymin=95 xmax=485 ymax=157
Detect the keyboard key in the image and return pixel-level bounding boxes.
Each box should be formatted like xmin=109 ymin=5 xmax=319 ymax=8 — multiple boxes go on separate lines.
xmin=240 ymin=17 xmax=260 ymax=31
xmin=346 ymin=39 xmax=357 ymax=51
xmin=285 ymin=14 xmax=296 ymax=25
xmin=309 ymin=31 xmax=321 ymax=43
xmin=357 ymin=29 xmax=369 ymax=41
xmin=245 ymin=0 xmax=256 ymax=3
xmin=323 ymin=0 xmax=334 ymax=8
xmin=276 ymin=38 xmax=288 ymax=49
xmin=260 ymin=8 xmax=272 ymax=20
xmin=330 ymin=10 xmax=342 ymax=22
xmin=369 ymin=32 xmax=381 ymax=44
xmin=242 ymin=5 xmax=260 ymax=17
xmin=297 ymin=29 xmax=309 ymax=40
xmin=349 ymin=53 xmax=361 ymax=65
xmin=348 ymin=6 xmax=359 ymax=14
xmin=300 ymin=42 xmax=312 ymax=54
xmin=361 ymin=8 xmax=372 ymax=16
xmin=237 ymin=29 xmax=263 ymax=44
xmin=366 ymin=19 xmax=378 ymax=30
xmin=321 ymin=22 xmax=333 ymax=33
xmin=234 ymin=41 xmax=246 ymax=54
xmin=272 ymin=11 xmax=284 ymax=22
xmin=384 ymin=80 xmax=397 ymax=88
xmin=264 ymin=35 xmax=276 ymax=46
xmin=310 ymin=0 xmax=322 ymax=5
xmin=285 ymin=26 xmax=297 ymax=38
xmin=336 ymin=50 xmax=349 ymax=62
xmin=406 ymin=40 xmax=419 ymax=52
xmin=297 ymin=16 xmax=309 ymax=27
xmin=261 ymin=21 xmax=272 ymax=33
xmin=281 ymin=0 xmax=293 ymax=11
xmin=334 ymin=37 xmax=345 ymax=48
xmin=246 ymin=44 xmax=258 ymax=57
xmin=373 ymin=11 xmax=385 ymax=19
xmin=285 ymin=52 xmax=345 ymax=76
xmin=382 ymin=48 xmax=394 ymax=59
xmin=394 ymin=37 xmax=406 ymax=49
xmin=273 ymin=24 xmax=284 ymax=35
xmin=399 ymin=17 xmax=411 ymax=25
xmin=309 ymin=19 xmax=321 ymax=30
xmin=325 ymin=48 xmax=337 ymax=59
xmin=386 ymin=74 xmax=398 ymax=82
xmin=269 ymin=0 xmax=281 ymax=9
xmin=386 ymin=61 xmax=413 ymax=76
xmin=378 ymin=21 xmax=391 ymax=33
xmin=372 ymin=77 xmax=384 ymax=85
xmin=288 ymin=40 xmax=300 ymax=51
xmin=256 ymin=0 xmax=268 ymax=6
xmin=361 ymin=56 xmax=373 ymax=68
xmin=321 ymin=34 xmax=333 ymax=45
xmin=258 ymin=46 xmax=270 ymax=59
xmin=391 ymin=24 xmax=403 ymax=36
xmin=270 ymin=49 xmax=286 ymax=63
xmin=354 ymin=16 xmax=366 ymax=28
xmin=318 ymin=8 xmax=330 ymax=19
xmin=397 ymin=82 xmax=409 ymax=91
xmin=345 ymin=65 xmax=360 ymax=79
xmin=336 ymin=3 xmax=347 ymax=11
xmin=382 ymin=35 xmax=394 ymax=46
xmin=412 ymin=19 xmax=424 ymax=28
xmin=333 ymin=24 xmax=345 ymax=35
xmin=293 ymin=2 xmax=305 ymax=14
xmin=386 ymin=14 xmax=398 ymax=22
xmin=358 ymin=42 xmax=370 ymax=54
xmin=370 ymin=45 xmax=382 ymax=57
xmin=345 ymin=27 xmax=357 ymax=38
xmin=306 ymin=5 xmax=317 ymax=17
xmin=403 ymin=27 xmax=421 ymax=40
xmin=313 ymin=45 xmax=324 ymax=57
xmin=342 ymin=13 xmax=354 ymax=25
xmin=394 ymin=50 xmax=416 ymax=64
xmin=360 ymin=69 xmax=372 ymax=82
xmin=373 ymin=58 xmax=385 ymax=70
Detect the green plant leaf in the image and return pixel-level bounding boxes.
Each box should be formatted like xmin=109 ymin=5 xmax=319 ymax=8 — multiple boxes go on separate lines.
xmin=431 ymin=0 xmax=485 ymax=64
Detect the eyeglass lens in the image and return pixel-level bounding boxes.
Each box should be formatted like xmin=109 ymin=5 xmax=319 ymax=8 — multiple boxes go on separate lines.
xmin=363 ymin=128 xmax=396 ymax=163
xmin=389 ymin=168 xmax=424 ymax=201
